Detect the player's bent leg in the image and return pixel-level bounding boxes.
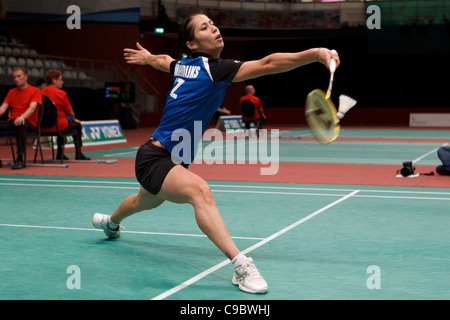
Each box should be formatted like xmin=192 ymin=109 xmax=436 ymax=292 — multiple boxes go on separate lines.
xmin=93 ymin=187 xmax=165 ymax=238
xmin=111 ymin=186 xmax=165 ymax=224
xmin=158 ymin=165 xmax=268 ymax=294
xmin=157 ymin=165 xmax=240 ymax=260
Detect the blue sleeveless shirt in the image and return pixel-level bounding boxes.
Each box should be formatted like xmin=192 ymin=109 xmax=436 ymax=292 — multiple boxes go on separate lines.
xmin=152 ymin=52 xmax=243 ymax=164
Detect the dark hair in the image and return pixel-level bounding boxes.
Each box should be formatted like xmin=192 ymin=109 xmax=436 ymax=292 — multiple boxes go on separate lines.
xmin=46 ymin=68 xmax=62 ymax=85
xmin=178 ymin=13 xmax=203 ymax=55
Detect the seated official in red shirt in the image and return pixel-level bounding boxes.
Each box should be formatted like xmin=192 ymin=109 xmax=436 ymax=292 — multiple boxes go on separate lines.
xmin=0 ymin=67 xmax=41 ymax=169
xmin=239 ymin=85 xmax=266 ymax=137
xmin=41 ymin=69 xmax=90 ymax=160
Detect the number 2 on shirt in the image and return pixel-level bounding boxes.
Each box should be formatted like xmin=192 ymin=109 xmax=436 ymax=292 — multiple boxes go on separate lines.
xmin=169 ymin=78 xmax=185 ymax=99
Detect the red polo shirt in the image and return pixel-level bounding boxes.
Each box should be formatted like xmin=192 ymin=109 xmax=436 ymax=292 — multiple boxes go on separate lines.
xmin=3 ymin=85 xmax=41 ymax=127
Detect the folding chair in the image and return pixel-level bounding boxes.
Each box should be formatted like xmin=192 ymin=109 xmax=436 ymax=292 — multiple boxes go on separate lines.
xmin=240 ymin=99 xmax=261 ymax=137
xmin=38 ymin=95 xmax=77 ymax=163
xmin=240 ymin=99 xmax=256 ymax=122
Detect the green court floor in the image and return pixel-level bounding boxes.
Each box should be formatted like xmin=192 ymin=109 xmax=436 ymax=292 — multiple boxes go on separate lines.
xmin=280 ymin=128 xmax=450 ymax=139
xmin=78 ymin=139 xmax=445 ymax=166
xmin=1 ymin=175 xmax=450 ymax=300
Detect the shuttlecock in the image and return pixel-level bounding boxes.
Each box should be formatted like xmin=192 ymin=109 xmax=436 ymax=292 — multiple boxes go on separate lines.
xmin=337 ymin=94 xmax=357 ymax=119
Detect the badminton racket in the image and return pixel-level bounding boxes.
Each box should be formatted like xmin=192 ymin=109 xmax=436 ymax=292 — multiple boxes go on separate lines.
xmin=305 ymin=53 xmax=340 ymax=144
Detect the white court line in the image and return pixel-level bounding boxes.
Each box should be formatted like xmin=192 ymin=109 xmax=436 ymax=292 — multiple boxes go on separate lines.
xmin=213 ymin=190 xmax=450 ymax=201
xmin=413 ymin=143 xmax=448 ymax=164
xmin=2 ymin=181 xmax=449 ymax=200
xmin=103 ymin=147 xmax=139 ymax=157
xmin=276 ymin=157 xmax=409 ymax=164
xmin=0 ymin=182 xmax=138 ymax=190
xmin=0 ymin=177 xmax=139 ymax=185
xmin=1 ymin=177 xmax=449 ymax=196
xmin=353 ymin=195 xmax=450 ymax=201
xmin=1 ymin=179 xmax=450 ymax=199
xmin=150 ymin=190 xmax=360 ymax=300
xmin=0 ymin=223 xmax=263 ymax=241
xmin=209 ymin=184 xmax=450 ymax=195
xmin=103 ymin=152 xmax=137 ymax=157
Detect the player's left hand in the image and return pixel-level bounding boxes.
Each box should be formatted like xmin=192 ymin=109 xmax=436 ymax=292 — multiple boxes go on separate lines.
xmin=124 ymin=42 xmax=151 ymax=65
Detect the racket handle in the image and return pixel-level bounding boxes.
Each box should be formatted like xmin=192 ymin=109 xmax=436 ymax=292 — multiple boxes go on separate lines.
xmin=329 ymin=49 xmax=337 ymax=72
xmin=329 ymin=59 xmax=336 ymax=73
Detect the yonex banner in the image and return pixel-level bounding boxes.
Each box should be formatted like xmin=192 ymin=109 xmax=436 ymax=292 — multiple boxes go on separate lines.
xmin=79 ymin=120 xmax=127 ymax=146
xmin=217 ymin=115 xmax=242 ymax=131
xmin=39 ymin=120 xmax=127 ymax=149
xmin=216 ymin=115 xmax=255 ymax=131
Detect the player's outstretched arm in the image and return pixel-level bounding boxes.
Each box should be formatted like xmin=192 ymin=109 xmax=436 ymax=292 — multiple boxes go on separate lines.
xmin=232 ymin=48 xmax=340 ymax=83
xmin=124 ymin=42 xmax=174 ymax=73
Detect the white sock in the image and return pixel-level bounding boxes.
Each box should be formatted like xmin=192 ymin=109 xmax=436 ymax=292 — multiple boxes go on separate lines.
xmin=108 ymin=219 xmax=119 ymax=230
xmin=231 ymin=252 xmax=247 ymax=268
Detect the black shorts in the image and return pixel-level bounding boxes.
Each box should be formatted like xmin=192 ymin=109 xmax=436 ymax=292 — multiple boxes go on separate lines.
xmin=135 ymin=139 xmax=189 ymax=195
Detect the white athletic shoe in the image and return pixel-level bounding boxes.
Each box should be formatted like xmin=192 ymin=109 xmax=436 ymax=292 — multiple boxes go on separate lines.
xmin=232 ymin=257 xmax=268 ymax=294
xmin=92 ymin=213 xmax=123 ymax=238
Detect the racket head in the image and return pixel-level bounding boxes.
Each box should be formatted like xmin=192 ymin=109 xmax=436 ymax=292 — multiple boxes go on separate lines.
xmin=305 ymin=89 xmax=341 ymax=144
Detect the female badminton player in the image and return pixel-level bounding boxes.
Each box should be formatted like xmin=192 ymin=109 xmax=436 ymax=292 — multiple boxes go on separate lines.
xmin=93 ymin=13 xmax=340 ymax=294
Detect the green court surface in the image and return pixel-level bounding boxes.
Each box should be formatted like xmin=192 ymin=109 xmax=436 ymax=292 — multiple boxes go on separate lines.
xmin=280 ymin=128 xmax=450 ymax=140
xmin=81 ymin=138 xmax=445 ymax=166
xmin=73 ymin=146 xmax=139 ymax=159
xmin=1 ymin=175 xmax=450 ymax=300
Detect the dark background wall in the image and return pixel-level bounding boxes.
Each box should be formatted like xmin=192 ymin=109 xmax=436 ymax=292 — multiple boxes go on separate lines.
xmin=2 ymin=20 xmax=449 ymax=127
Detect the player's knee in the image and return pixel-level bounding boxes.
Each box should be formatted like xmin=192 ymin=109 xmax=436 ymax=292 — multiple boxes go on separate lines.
xmin=190 ymin=181 xmax=214 ymax=206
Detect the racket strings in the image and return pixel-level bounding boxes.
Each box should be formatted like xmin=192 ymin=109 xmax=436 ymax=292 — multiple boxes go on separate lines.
xmin=305 ymin=89 xmax=340 ymax=144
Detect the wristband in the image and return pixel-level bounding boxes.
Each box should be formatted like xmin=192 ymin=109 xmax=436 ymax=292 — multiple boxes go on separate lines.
xmin=315 ymin=47 xmax=322 ymax=62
